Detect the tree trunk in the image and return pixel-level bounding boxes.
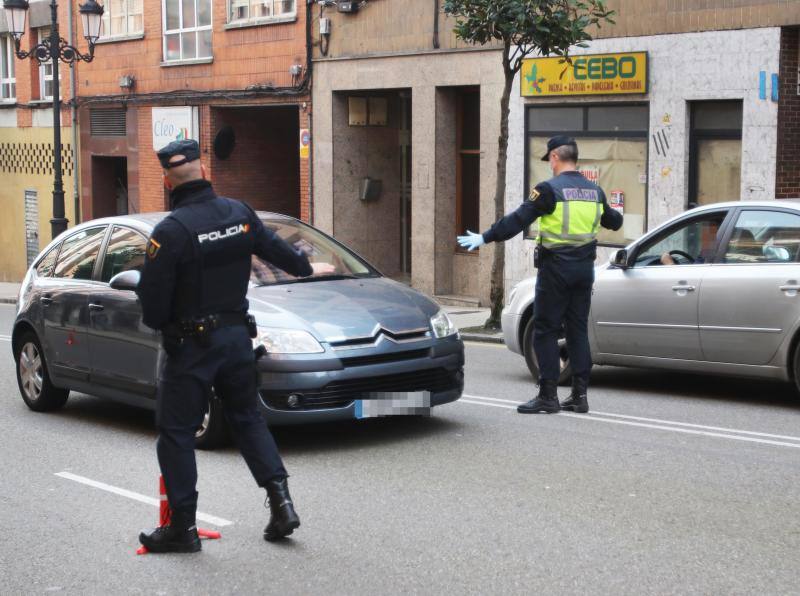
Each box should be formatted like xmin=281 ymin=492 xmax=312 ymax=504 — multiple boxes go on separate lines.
xmin=484 ymin=44 xmax=515 ymax=330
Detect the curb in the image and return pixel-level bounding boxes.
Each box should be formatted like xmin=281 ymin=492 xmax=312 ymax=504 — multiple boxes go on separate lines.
xmin=459 ymin=332 xmax=504 ymax=345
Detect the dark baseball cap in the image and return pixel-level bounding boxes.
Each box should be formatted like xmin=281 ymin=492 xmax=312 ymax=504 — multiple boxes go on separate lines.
xmin=157 ymin=139 xmax=201 ymax=169
xmin=541 ymin=135 xmax=577 ymax=161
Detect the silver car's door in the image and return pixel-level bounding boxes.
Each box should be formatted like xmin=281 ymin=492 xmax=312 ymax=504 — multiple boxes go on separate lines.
xmin=88 ymin=226 xmax=158 ymax=396
xmin=42 ymin=226 xmax=108 ymax=382
xmin=700 ymin=208 xmax=800 ymax=365
xmin=593 ymin=209 xmax=731 ymax=359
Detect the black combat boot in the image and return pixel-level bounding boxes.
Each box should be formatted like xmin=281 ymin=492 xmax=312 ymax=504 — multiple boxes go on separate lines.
xmin=560 ymin=376 xmax=589 ymax=413
xmin=263 ymin=477 xmax=301 ymax=542
xmin=139 ymin=508 xmax=201 ymax=553
xmin=517 ymin=379 xmax=561 ymax=414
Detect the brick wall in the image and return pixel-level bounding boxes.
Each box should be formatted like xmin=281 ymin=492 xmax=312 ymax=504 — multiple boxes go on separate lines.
xmin=86 ymin=98 xmax=311 ymax=221
xmin=210 ymin=105 xmax=301 ymax=218
xmin=11 ymin=1 xmax=74 ymax=128
xmin=74 ymin=0 xmax=308 ymax=97
xmin=777 ymin=27 xmax=800 ymax=199
xmin=596 ymin=0 xmax=800 ymax=39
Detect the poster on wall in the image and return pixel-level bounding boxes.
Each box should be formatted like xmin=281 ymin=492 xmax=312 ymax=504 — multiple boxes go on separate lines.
xmin=152 ymin=107 xmax=199 ymax=151
xmin=579 ymin=167 xmax=599 ymax=184
xmin=609 ymin=190 xmax=624 ymax=214
xmin=299 ymin=128 xmax=310 ymax=159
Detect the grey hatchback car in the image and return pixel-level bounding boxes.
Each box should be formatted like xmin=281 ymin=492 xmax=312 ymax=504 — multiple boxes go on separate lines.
xmin=12 ymin=213 xmax=464 ymax=448
xmin=502 ymin=200 xmax=800 ymax=393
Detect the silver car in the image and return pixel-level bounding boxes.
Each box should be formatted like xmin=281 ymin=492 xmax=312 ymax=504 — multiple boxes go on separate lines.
xmin=502 ymin=200 xmax=800 ymax=393
xmin=11 ymin=213 xmax=464 ymax=449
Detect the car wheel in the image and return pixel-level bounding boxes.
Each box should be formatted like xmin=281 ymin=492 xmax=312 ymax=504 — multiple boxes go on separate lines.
xmin=14 ymin=331 xmax=69 ymax=412
xmin=195 ymin=397 xmax=230 ymax=450
xmin=522 ymin=317 xmax=572 ymax=386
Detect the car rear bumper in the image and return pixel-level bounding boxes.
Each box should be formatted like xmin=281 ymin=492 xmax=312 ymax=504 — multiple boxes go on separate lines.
xmin=257 ymin=337 xmax=465 ymax=425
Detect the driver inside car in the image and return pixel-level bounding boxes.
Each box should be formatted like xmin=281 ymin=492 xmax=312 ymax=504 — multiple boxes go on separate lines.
xmin=658 ymin=222 xmax=722 ymax=265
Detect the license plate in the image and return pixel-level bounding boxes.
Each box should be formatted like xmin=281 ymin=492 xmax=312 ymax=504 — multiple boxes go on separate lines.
xmin=355 ymin=391 xmax=432 ymax=419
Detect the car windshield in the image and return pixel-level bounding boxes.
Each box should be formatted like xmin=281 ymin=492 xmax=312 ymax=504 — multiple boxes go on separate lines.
xmin=251 ymin=218 xmax=378 ymax=286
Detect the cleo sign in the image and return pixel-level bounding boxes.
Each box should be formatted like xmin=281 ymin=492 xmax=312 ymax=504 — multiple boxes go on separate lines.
xmin=521 ymin=52 xmax=647 ymax=97
xmin=152 ymin=107 xmax=199 ymax=151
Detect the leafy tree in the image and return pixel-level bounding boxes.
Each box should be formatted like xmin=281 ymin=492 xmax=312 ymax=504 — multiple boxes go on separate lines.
xmin=443 ymin=0 xmax=615 ymax=329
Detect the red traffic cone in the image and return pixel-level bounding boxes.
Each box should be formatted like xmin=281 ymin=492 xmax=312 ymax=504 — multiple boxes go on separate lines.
xmin=136 ymin=475 xmax=221 ymax=555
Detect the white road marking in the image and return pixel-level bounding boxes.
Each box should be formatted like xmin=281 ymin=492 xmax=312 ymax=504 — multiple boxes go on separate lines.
xmin=0 ymin=335 xmax=11 ymax=342
xmin=461 ymin=399 xmax=515 ymax=410
xmin=459 ymin=394 xmax=800 ymax=450
xmin=55 ymin=472 xmax=233 ymax=527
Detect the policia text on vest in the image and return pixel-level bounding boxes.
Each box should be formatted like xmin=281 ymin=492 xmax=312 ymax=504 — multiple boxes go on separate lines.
xmin=457 ymin=136 xmax=623 ymax=415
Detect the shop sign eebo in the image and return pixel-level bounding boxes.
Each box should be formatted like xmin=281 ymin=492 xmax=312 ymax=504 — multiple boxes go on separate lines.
xmin=573 ymin=56 xmax=637 ymax=80
xmin=521 ymin=52 xmax=647 ymax=97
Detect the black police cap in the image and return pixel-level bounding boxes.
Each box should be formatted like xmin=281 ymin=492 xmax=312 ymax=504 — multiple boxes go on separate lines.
xmin=541 ymin=135 xmax=578 ymax=161
xmin=157 ymin=139 xmax=201 ymax=169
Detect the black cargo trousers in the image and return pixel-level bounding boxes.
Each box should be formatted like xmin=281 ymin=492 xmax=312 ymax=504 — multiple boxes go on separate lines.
xmin=156 ymin=324 xmax=286 ymax=517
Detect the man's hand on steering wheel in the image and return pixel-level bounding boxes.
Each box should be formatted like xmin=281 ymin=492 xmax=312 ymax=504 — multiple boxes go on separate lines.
xmin=668 ymin=249 xmax=695 ymax=264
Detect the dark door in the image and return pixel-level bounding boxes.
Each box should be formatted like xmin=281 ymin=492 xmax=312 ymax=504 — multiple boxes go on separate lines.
xmin=88 ymin=225 xmax=158 ymax=396
xmin=43 ymin=226 xmax=108 ymax=382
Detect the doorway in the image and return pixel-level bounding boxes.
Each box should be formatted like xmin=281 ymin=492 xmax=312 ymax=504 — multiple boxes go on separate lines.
xmin=91 ymin=156 xmax=129 ymax=217
xmin=688 ymin=100 xmax=743 ymax=208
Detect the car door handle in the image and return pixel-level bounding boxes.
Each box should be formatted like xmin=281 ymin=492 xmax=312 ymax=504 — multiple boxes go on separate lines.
xmin=40 ymin=296 xmax=53 ymax=306
xmin=780 ymin=285 xmax=800 ymax=296
xmin=672 ymin=285 xmax=695 ymax=292
xmin=88 ymin=302 xmax=104 ymax=312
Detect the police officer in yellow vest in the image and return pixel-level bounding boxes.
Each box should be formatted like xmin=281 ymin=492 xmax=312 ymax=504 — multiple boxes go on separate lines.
xmin=457 ymin=136 xmax=623 ymax=414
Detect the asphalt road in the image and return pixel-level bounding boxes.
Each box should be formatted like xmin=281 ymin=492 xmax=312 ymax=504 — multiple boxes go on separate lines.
xmin=1 ymin=303 xmax=799 ymax=595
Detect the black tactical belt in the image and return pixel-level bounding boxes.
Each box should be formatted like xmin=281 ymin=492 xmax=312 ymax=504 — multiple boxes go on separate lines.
xmin=178 ymin=312 xmax=251 ymax=337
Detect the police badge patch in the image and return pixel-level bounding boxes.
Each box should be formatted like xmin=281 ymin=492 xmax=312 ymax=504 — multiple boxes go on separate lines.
xmin=146 ymin=238 xmax=161 ymax=260
xmin=528 ymin=188 xmax=540 ymax=201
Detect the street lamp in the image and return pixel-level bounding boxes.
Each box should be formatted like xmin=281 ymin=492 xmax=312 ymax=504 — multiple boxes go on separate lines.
xmin=3 ymin=0 xmax=104 ymax=239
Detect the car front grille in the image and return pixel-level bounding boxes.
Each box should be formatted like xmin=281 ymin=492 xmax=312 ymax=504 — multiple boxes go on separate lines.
xmin=261 ymin=367 xmax=462 ymax=411
xmin=339 ymin=348 xmax=430 ymax=368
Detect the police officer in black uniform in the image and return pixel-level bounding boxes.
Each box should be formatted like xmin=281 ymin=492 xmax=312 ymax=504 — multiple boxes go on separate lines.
xmin=458 ymin=136 xmax=623 ymax=414
xmin=137 ymin=139 xmax=315 ymax=553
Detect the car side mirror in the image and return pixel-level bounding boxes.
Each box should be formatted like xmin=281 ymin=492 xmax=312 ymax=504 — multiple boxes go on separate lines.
xmin=109 ymin=269 xmax=141 ymax=291
xmin=612 ymin=249 xmax=630 ymax=269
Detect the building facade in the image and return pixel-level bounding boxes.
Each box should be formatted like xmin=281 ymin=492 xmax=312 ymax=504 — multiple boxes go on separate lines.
xmin=78 ymin=0 xmax=312 ymax=222
xmin=0 ymin=0 xmax=312 ymax=282
xmin=311 ymin=0 xmax=506 ymax=306
xmin=504 ymin=2 xmax=800 ymax=291
xmin=0 ymin=0 xmax=78 ymax=281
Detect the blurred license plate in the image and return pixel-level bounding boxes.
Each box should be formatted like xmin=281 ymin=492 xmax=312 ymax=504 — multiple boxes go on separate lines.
xmin=355 ymin=391 xmax=431 ymax=419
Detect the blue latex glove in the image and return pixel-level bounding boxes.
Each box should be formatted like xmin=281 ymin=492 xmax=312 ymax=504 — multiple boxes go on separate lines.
xmin=457 ymin=230 xmax=485 ymax=251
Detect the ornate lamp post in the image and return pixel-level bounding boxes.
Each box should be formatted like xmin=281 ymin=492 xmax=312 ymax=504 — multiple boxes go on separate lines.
xmin=3 ymin=0 xmax=103 ymax=238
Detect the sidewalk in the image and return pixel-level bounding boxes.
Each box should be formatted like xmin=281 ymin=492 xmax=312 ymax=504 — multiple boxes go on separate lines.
xmin=0 ymin=282 xmax=505 ymax=344
xmin=0 ymin=282 xmax=19 ymax=305
xmin=440 ymin=305 xmax=504 ymax=344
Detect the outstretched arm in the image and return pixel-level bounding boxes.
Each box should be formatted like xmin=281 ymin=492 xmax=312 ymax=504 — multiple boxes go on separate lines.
xmin=248 ymin=209 xmax=313 ymax=278
xmin=481 ymin=184 xmax=556 ymax=244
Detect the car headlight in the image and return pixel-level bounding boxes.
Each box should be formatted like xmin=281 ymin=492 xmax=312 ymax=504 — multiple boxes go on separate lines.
xmin=430 ymin=310 xmax=457 ymax=339
xmin=253 ymin=327 xmax=325 ymax=354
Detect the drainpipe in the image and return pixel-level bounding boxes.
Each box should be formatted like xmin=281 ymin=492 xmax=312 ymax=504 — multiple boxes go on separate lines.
xmin=432 ymin=0 xmax=440 ymax=49
xmin=67 ymin=1 xmax=80 ymax=224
